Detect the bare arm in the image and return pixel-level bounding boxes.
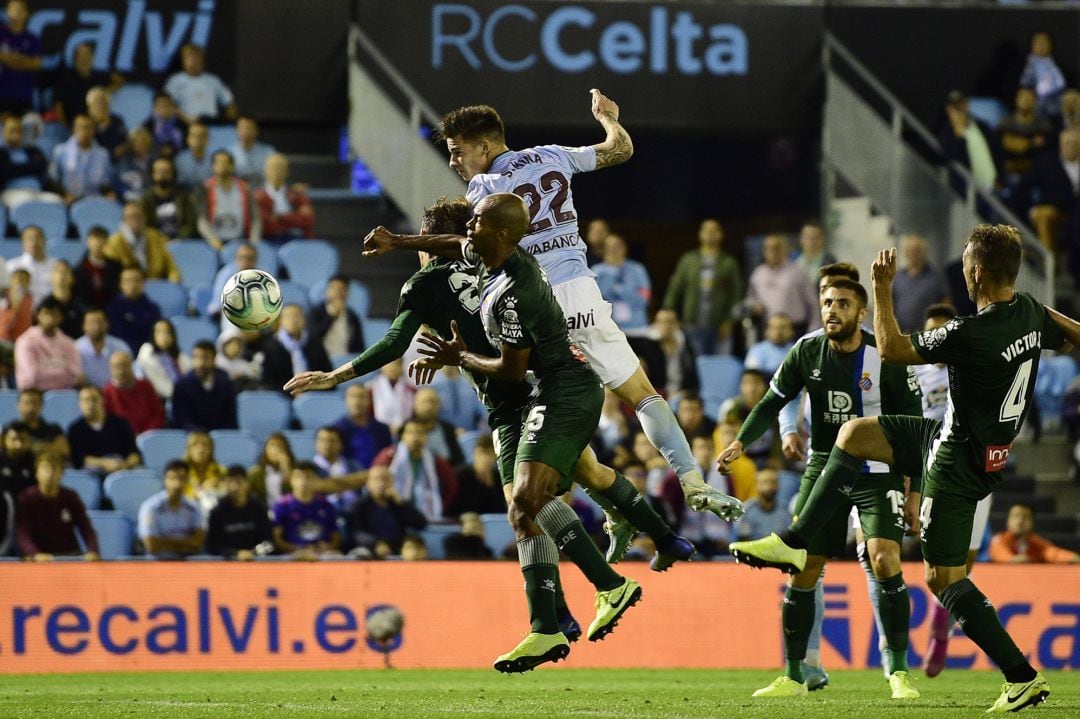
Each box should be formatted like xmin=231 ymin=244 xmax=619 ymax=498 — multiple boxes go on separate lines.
xmin=417 ymin=320 xmax=530 ymax=383
xmin=1046 ymin=306 xmax=1080 ymax=350
xmin=589 ymin=89 xmax=633 ymax=169
xmin=362 ymin=226 xmax=465 ymax=259
xmin=871 ymin=248 xmax=925 ymax=365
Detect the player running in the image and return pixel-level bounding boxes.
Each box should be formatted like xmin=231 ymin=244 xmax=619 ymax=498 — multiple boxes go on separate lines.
xmin=717 ymin=278 xmax=922 ymax=700
xmin=730 ymin=225 xmax=1073 ymax=712
xmin=365 ymin=90 xmax=743 ymax=552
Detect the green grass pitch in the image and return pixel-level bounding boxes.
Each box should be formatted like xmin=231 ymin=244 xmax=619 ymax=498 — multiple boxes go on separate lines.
xmin=2 ymin=668 xmax=1077 ymax=718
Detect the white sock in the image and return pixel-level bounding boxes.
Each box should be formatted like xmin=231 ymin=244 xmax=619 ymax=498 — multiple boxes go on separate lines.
xmin=635 ymin=395 xmax=699 ymax=482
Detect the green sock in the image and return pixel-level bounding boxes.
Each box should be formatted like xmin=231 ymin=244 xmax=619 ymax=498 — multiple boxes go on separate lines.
xmin=517 ymin=535 xmax=560 ymax=634
xmin=535 ymin=498 xmax=623 ymax=591
xmin=877 ymin=573 xmax=910 ymax=673
xmin=782 ymin=585 xmax=816 ymax=683
xmin=940 ymin=578 xmax=1034 ymax=682
xmin=599 ymin=474 xmax=674 ymax=546
xmin=786 ymin=447 xmax=862 ymax=546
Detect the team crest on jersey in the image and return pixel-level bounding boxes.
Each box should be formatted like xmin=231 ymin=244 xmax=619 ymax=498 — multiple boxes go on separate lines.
xmin=859 ymin=372 xmax=873 ymax=391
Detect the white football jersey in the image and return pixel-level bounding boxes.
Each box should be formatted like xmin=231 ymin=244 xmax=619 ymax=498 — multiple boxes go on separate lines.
xmin=916 ymin=362 xmax=950 ymax=422
xmin=467 ymin=145 xmax=596 ymax=287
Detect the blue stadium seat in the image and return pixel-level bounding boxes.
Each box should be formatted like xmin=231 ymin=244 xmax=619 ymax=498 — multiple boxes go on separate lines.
xmin=209 ymin=429 xmax=260 ymax=468
xmin=0 ymin=238 xmax=22 ymax=259
xmin=103 ymin=469 xmax=162 ymax=524
xmin=293 ymin=392 xmax=346 ymax=430
xmin=111 ymin=83 xmax=155 ymax=130
xmin=364 ymin=318 xmax=393 ymax=348
xmin=278 ymin=240 xmax=339 ymax=289
xmin=168 ymin=240 xmax=219 ymax=289
xmin=12 ymin=200 xmax=68 ymax=241
xmin=42 ymin=389 xmax=80 ymax=429
xmin=419 ymin=524 xmax=459 ymax=560
xmin=1035 ymin=355 xmax=1079 ymax=431
xmin=479 ymin=513 xmax=514 ymax=556
xmin=967 ymin=96 xmax=1009 ymax=130
xmin=63 ymin=469 xmax=102 ymax=511
xmin=277 ymin=279 xmax=310 ymax=312
xmin=188 ymin=285 xmax=213 ymax=317
xmin=219 ymin=239 xmax=278 ymax=273
xmin=144 ymin=279 xmax=188 ymax=317
xmin=46 ymin=239 xmax=84 ymax=266
xmin=69 ymin=197 xmax=122 ymax=239
xmin=282 ymin=429 xmax=316 ymax=461
xmin=696 ymin=355 xmax=744 ymax=421
xmin=86 ymin=510 xmax=134 ymax=559
xmin=0 ymin=204 xmax=9 ymax=236
xmin=237 ymin=391 xmax=292 ymax=441
xmin=0 ymin=389 xmax=19 ymax=425
xmin=457 ymin=430 xmax=480 ymax=461
xmin=171 ymin=316 xmax=218 ymax=354
xmin=308 ymin=278 xmax=371 ymax=319
xmin=207 ymin=125 xmax=237 ymax=153
xmin=34 ymin=121 xmax=69 ymax=159
xmin=135 ymin=429 xmax=190 ymax=473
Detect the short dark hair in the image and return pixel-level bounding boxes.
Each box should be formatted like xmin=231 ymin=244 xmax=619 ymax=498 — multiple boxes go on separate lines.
xmin=966 ymin=224 xmax=1022 ymax=286
xmin=165 ymin=459 xmax=189 ymax=476
xmin=153 ymin=91 xmax=172 ymax=103
xmin=742 ymin=369 xmax=768 ymax=384
xmin=293 ymin=460 xmax=318 ymax=475
xmin=18 ymin=388 xmax=42 ymax=400
xmin=83 ymin=307 xmax=106 ymax=319
xmin=436 ymin=105 xmax=505 ymax=143
xmin=821 ymin=277 xmax=869 ymax=308
xmin=225 ymin=464 xmax=247 ymax=479
xmin=1010 ymin=502 xmax=1034 ymax=516
xmin=401 ymin=417 xmax=426 ymax=434
xmin=316 ymin=425 xmax=343 ymax=442
xmin=680 ymin=392 xmax=703 ymax=407
xmin=421 ymin=196 xmax=472 ymax=235
xmin=87 ymin=225 xmax=109 ymax=240
xmin=212 ymin=149 xmax=234 ymax=165
xmin=327 ymin=274 xmax=349 ymax=286
xmin=819 ymin=261 xmax=859 ymax=283
xmin=924 ymin=303 xmax=957 ymax=323
xmin=35 ymin=296 xmax=63 ymax=314
xmin=237 ymin=114 xmax=257 ymax=125
xmin=802 ymin=219 xmax=825 ymax=233
xmin=192 ymin=340 xmax=216 ymax=355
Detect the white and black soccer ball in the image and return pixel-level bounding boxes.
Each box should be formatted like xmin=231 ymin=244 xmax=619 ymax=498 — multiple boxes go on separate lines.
xmin=366 ymin=606 xmax=404 ymax=643
xmin=220 ymin=269 xmax=283 ymax=331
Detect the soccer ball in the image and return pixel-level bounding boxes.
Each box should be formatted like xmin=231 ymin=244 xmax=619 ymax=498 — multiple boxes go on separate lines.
xmin=220 ymin=269 xmax=283 ymax=331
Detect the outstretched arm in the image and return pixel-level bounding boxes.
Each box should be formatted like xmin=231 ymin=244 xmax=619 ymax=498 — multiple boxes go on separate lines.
xmin=417 ymin=320 xmax=530 ymax=383
xmin=872 ymin=248 xmax=924 ymax=365
xmin=362 ymin=226 xmax=466 ymax=259
xmin=589 ymin=89 xmax=633 ymax=169
xmin=1046 ymin=306 xmax=1080 ymax=350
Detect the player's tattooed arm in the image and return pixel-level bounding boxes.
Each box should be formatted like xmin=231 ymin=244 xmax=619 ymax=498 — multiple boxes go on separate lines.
xmin=589 ymin=88 xmax=634 ymax=169
xmin=1046 ymin=305 xmax=1080 ymax=351
xmin=363 ymin=226 xmax=465 ymax=259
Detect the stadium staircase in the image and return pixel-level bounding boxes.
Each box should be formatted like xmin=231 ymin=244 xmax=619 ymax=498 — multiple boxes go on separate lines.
xmin=1007 ymin=437 xmax=1080 ymax=553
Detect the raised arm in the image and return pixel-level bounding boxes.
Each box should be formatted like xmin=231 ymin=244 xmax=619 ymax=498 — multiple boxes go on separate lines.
xmin=362 ymin=226 xmax=466 ymax=259
xmin=1046 ymin=306 xmax=1080 ymax=350
xmin=589 ymin=89 xmax=633 ymax=169
xmin=871 ymin=248 xmax=924 ymax=365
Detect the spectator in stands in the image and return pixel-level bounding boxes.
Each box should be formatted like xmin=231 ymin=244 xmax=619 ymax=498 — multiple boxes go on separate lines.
xmin=663 ymin=219 xmax=743 ymax=356
xmin=17 ymin=452 xmax=98 ymax=560
xmin=255 ymin=153 xmax=315 ymax=243
xmin=74 ymin=308 xmax=129 ymax=388
xmin=50 ymin=42 xmax=112 ymax=125
xmin=14 ymin=297 xmax=80 ymax=391
xmin=0 ymin=422 xmax=32 ymax=554
xmin=1059 ymin=89 xmax=1080 ymax=135
xmin=103 ymin=349 xmax=164 ymax=435
xmin=50 ymin=115 xmax=115 ymax=204
xmin=248 ymin=433 xmax=294 ymax=506
xmin=138 ymin=459 xmax=204 ymax=560
xmin=444 ymin=511 xmax=494 ymax=560
xmin=1021 ymin=31 xmax=1067 ymax=118
xmin=9 ymin=388 xmax=66 ymax=459
xmin=744 ymin=313 xmax=795 ymax=377
xmin=343 ymin=464 xmax=426 ymax=557
xmin=990 ymin=503 xmax=1079 ymax=563
xmin=713 ymin=421 xmax=756 ymax=501
xmin=718 ymin=369 xmax=779 ymax=467
xmin=939 ymin=90 xmax=998 ymax=192
xmin=595 ymin=388 xmax=632 ymax=464
xmin=141 ymin=157 xmax=199 ymax=240
xmin=373 ymin=418 xmax=457 ymax=522
xmin=792 ymin=220 xmax=835 ymax=286
xmin=1026 ymin=129 xmax=1080 ymax=265
xmin=637 ymin=308 xmax=698 ymax=399
xmin=86 ymin=86 xmax=128 ymax=159
xmin=430 ymin=366 xmax=487 ymax=433
xmin=735 ymin=468 xmax=790 ymax=541
xmin=891 ymin=234 xmax=950 ymax=334
xmin=166 ymin=44 xmax=238 ymax=125
xmin=0 ymin=0 xmax=42 ymax=115
xmin=631 ymin=430 xmax=671 ymax=490
xmin=624 ymin=459 xmax=678 ymax=533
xmin=143 ymin=92 xmax=187 ymax=158
xmin=367 ymin=357 xmax=413 ymax=436
xmin=182 ymin=430 xmax=226 ymax=510
xmin=261 ymin=303 xmax=332 ymax=393
xmin=0 ymin=115 xmax=59 ymax=209
xmin=136 ymin=318 xmax=191 ymax=400
xmin=445 ymin=435 xmax=505 ymax=517
xmin=592 ymin=233 xmax=650 ymax=335
xmin=272 ymin=461 xmax=340 ymax=558
xmin=0 ymin=268 xmax=32 ymax=343
xmin=998 ymin=86 xmax=1052 ymax=185
xmin=45 ymin=260 xmax=86 ymax=339
xmin=332 ymin=384 xmax=392 ymax=469
xmin=584 ymin=218 xmax=610 ymax=265
xmin=175 ymin=122 xmax=213 ymax=189
xmin=7 ymin=225 xmax=56 ymax=304
xmin=230 ymin=116 xmax=274 ymax=185
xmin=308 ymin=275 xmax=363 ymax=359
xmin=198 ymin=150 xmax=260 ymax=250
xmin=115 ymin=126 xmax=155 ymax=201
xmin=105 ymin=202 xmax=181 ymax=282
xmin=68 ymin=384 xmax=140 ymax=474
xmin=106 ymin=266 xmax=162 ymax=352
xmin=215 ymin=329 xmax=261 ymax=391
xmin=746 ymin=234 xmax=819 ymax=337
xmin=676 ymin=393 xmax=714 ymax=441
xmin=206 ymin=464 xmax=272 ymax=560
xmin=73 ymin=226 xmax=122 ymax=309
xmin=410 ymin=387 xmax=464 ymax=466
xmin=207 ymin=241 xmax=257 ymax=316
xmin=171 ymin=340 xmax=237 ymax=431
xmin=669 ymin=434 xmax=732 ymax=557
xmin=400 ymin=533 xmax=427 ymax=560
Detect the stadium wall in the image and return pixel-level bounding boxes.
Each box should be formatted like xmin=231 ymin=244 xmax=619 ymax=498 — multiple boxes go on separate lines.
xmin=1 ymin=562 xmax=1078 ymax=674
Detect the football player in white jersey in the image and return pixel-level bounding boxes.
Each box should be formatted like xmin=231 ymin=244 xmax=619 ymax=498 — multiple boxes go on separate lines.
xmin=365 ymin=90 xmax=743 ymax=557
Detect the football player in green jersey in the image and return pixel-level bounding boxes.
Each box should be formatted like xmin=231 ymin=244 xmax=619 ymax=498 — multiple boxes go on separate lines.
xmin=730 ymin=225 xmax=1072 ymax=712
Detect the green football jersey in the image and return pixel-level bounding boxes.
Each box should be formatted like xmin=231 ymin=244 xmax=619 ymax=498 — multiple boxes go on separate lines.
xmin=911 ymin=291 xmax=1066 ymax=473
xmin=398 ymin=257 xmax=531 ymax=427
xmin=769 ymin=329 xmax=923 ymax=471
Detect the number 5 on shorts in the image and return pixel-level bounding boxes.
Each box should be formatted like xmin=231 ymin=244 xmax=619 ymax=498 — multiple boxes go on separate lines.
xmin=526 ymin=405 xmax=547 ymax=431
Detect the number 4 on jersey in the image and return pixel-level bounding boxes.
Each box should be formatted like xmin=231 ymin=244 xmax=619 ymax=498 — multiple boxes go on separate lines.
xmin=998 ymin=358 xmax=1033 ymax=428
